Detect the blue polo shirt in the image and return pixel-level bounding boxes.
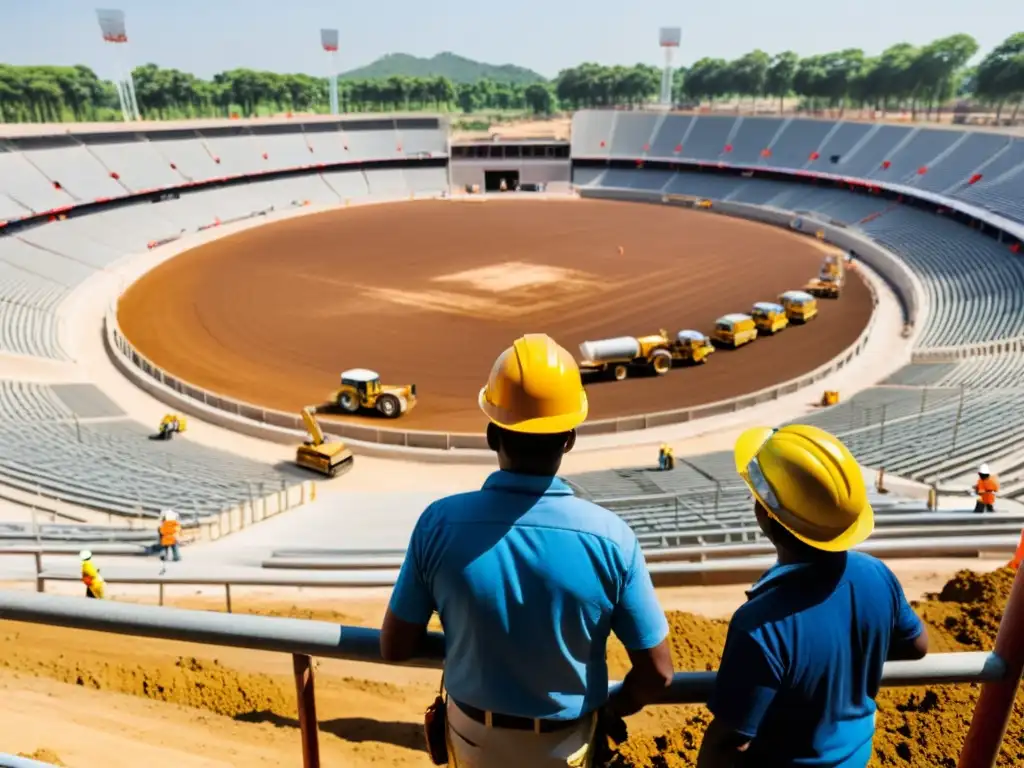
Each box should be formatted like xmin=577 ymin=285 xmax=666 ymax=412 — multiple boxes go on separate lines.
xmin=708 ymin=552 xmax=925 ymax=767
xmin=388 ymin=470 xmax=669 ymax=720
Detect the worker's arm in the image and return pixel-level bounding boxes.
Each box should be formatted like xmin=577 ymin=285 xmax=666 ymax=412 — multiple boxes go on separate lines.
xmin=380 ymin=517 xmax=436 ymax=663
xmin=700 ymin=627 xmax=780 ymax=768
xmin=887 ymin=571 xmax=929 ymax=661
xmin=606 ymin=640 xmax=674 ymax=717
xmin=606 ymin=540 xmax=674 ymax=717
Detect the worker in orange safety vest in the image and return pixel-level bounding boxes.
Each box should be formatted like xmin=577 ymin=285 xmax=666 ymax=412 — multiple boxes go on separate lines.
xmin=80 ymin=550 xmax=105 ymax=599
xmin=158 ymin=509 xmax=182 ymax=563
xmin=973 ymin=464 xmax=1000 ymax=514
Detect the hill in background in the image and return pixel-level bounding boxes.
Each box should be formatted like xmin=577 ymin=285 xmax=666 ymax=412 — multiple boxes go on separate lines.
xmin=340 ymin=52 xmax=546 ymax=84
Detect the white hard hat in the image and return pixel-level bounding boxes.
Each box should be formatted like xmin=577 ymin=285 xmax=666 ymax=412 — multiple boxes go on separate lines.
xmin=165 ymin=510 xmax=178 ymax=521
xmin=979 ymin=464 xmax=991 ymax=475
xmin=80 ymin=550 xmax=92 ymax=561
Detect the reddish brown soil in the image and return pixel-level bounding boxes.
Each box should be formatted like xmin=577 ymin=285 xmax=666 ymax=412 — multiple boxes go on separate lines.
xmin=118 ymin=199 xmax=873 ymax=432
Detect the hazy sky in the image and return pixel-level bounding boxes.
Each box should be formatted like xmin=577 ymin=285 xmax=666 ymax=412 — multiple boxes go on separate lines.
xmin=0 ymin=0 xmax=1020 ymax=80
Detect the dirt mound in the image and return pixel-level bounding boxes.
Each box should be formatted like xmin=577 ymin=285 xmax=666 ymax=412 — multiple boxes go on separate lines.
xmin=609 ymin=612 xmax=729 ymax=679
xmin=17 ymin=749 xmax=65 ymax=765
xmin=612 ymin=567 xmax=1023 ymax=767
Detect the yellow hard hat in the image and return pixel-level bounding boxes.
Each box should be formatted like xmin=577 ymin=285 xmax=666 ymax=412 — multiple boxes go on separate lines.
xmin=479 ymin=334 xmax=588 ymax=434
xmin=734 ymin=424 xmax=873 ymax=552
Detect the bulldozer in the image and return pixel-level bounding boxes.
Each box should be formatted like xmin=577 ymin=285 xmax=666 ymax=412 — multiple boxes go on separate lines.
xmin=331 ymin=369 xmax=416 ymax=419
xmin=579 ymin=328 xmax=714 ymax=381
xmin=295 ymin=406 xmax=354 ymax=477
xmin=804 ymin=253 xmax=844 ymax=299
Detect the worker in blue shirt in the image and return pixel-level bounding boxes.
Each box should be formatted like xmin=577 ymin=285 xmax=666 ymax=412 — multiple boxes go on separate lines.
xmin=698 ymin=424 xmax=929 ymax=768
xmin=381 ymin=333 xmax=673 ymax=767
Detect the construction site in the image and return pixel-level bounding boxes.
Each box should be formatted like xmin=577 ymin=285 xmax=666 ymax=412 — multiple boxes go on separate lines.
xmin=117 ymin=199 xmax=873 ymax=433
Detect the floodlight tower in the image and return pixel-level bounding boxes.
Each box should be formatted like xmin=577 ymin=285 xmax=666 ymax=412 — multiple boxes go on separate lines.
xmin=96 ymin=8 xmax=141 ymax=121
xmin=659 ymin=27 xmax=682 ymax=108
xmin=321 ymin=29 xmax=340 ymax=115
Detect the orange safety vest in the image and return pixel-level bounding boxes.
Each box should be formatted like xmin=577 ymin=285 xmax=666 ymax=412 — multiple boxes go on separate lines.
xmin=159 ymin=519 xmax=181 ymax=546
xmin=974 ymin=476 xmax=999 ymax=506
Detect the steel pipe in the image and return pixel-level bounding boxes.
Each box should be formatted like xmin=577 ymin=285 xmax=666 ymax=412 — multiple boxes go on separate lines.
xmin=0 ymin=591 xmax=1006 ymax=706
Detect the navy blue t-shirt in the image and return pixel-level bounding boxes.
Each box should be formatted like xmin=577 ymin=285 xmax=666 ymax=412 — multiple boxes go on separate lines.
xmin=708 ymin=552 xmax=924 ymax=767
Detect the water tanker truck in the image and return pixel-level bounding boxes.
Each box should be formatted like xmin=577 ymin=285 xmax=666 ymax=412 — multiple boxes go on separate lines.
xmin=579 ymin=329 xmax=714 ymax=381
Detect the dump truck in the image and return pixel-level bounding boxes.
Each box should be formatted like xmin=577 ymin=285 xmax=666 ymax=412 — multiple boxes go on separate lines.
xmin=295 ymin=406 xmax=354 ymax=477
xmin=804 ymin=253 xmax=845 ymax=298
xmin=331 ymin=368 xmax=417 ymax=419
xmin=751 ymin=302 xmax=790 ymax=334
xmin=778 ymin=290 xmax=818 ymax=323
xmin=711 ymin=314 xmax=758 ymax=349
xmin=578 ymin=328 xmax=714 ymax=381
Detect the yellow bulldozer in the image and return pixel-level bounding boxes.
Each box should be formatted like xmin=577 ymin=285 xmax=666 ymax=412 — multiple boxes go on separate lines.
xmin=578 ymin=329 xmax=714 ymax=381
xmin=331 ymin=369 xmax=417 ymax=419
xmin=804 ymin=253 xmax=845 ymax=299
xmin=295 ymin=406 xmax=354 ymax=477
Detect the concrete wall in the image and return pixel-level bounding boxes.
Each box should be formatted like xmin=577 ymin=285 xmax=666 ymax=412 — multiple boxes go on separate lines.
xmin=450 ymin=160 xmax=571 ymax=188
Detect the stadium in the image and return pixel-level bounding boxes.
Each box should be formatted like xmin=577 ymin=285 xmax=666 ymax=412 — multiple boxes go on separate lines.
xmin=2 ymin=73 xmax=1024 ymax=768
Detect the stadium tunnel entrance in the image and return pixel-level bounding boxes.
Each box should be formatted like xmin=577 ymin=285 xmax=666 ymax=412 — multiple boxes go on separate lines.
xmin=485 ymin=170 xmax=519 ymax=192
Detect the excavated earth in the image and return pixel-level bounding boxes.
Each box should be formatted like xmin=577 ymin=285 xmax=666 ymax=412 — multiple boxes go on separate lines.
xmin=118 ymin=199 xmax=873 ymax=433
xmin=1 ymin=568 xmax=1020 ymax=766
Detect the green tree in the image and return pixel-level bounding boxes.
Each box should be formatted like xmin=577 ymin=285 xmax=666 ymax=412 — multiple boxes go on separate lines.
xmin=730 ymin=49 xmax=771 ymax=105
xmin=765 ymin=51 xmax=799 ymax=113
xmin=975 ymin=32 xmax=1024 ymax=122
xmin=523 ymin=82 xmax=555 ymax=115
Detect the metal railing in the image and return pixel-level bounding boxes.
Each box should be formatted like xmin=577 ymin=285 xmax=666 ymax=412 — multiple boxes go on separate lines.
xmin=104 ymin=203 xmax=879 ymax=454
xmin=0 ymin=584 xmax=1021 ymax=768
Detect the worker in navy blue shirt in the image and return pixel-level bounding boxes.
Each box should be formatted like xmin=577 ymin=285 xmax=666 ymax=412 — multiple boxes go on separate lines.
xmin=381 ymin=333 xmax=673 ymax=767
xmin=698 ymin=424 xmax=929 ymax=768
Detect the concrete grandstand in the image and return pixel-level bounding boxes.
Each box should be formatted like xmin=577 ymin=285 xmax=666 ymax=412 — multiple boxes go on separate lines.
xmin=0 ymin=110 xmax=1022 ymax=583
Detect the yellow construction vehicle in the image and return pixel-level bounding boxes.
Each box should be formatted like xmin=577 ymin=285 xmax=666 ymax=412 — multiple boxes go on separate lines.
xmin=295 ymin=406 xmax=354 ymax=477
xmin=331 ymin=369 xmax=417 ymax=419
xmin=578 ymin=328 xmax=714 ymax=381
xmin=751 ymin=302 xmax=790 ymax=334
xmin=711 ymin=314 xmax=758 ymax=349
xmin=151 ymin=413 xmax=187 ymax=441
xmin=804 ymin=254 xmax=844 ymax=299
xmin=778 ymin=290 xmax=818 ymax=323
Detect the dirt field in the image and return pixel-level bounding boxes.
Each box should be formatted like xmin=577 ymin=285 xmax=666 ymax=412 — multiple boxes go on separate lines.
xmin=1 ymin=561 xmax=1019 ymax=767
xmin=118 ymin=199 xmax=873 ymax=433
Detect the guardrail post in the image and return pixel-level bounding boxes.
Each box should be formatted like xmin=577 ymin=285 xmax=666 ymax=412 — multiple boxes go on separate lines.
xmin=951 ymin=385 xmax=966 ymax=452
xmin=958 ymin=564 xmax=1024 ymax=767
xmin=158 ymin=583 xmax=165 ymax=607
xmin=225 ymin=584 xmax=232 ymax=613
xmin=292 ymin=654 xmax=321 ymax=768
xmin=34 ymin=552 xmax=43 ymax=593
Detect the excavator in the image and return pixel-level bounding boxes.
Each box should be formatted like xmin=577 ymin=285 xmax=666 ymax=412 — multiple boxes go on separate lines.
xmin=295 ymin=406 xmax=354 ymax=478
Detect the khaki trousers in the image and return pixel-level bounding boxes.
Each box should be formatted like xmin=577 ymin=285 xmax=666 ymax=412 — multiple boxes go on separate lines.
xmin=446 ymin=700 xmax=597 ymax=768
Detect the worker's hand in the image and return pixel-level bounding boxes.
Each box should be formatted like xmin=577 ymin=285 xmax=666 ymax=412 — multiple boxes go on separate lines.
xmin=591 ymin=706 xmax=629 ymax=763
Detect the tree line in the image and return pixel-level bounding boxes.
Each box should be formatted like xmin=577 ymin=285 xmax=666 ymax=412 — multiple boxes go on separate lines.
xmin=0 ymin=31 xmax=1021 ymax=123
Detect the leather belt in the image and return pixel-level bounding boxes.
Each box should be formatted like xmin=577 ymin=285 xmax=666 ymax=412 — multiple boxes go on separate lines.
xmin=452 ymin=700 xmax=585 ymax=733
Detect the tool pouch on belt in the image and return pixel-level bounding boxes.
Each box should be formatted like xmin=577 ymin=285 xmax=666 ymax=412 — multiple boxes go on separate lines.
xmin=423 ymin=673 xmax=448 ymax=765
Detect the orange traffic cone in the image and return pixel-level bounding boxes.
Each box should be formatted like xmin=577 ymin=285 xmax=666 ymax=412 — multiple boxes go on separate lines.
xmin=1009 ymin=529 xmax=1024 ymax=569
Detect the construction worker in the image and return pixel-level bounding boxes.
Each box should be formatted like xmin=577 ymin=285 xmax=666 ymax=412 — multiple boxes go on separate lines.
xmin=158 ymin=509 xmax=182 ymax=563
xmin=697 ymin=425 xmax=929 ymax=768
xmin=973 ymin=464 xmax=999 ymax=514
xmin=381 ymin=334 xmax=672 ymax=767
xmin=80 ymin=550 xmax=105 ymax=599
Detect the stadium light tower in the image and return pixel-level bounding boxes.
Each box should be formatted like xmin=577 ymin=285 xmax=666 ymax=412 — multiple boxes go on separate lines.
xmin=321 ymin=29 xmax=340 ymax=115
xmin=96 ymin=8 xmax=141 ymax=122
xmin=658 ymin=27 xmax=682 ymax=108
